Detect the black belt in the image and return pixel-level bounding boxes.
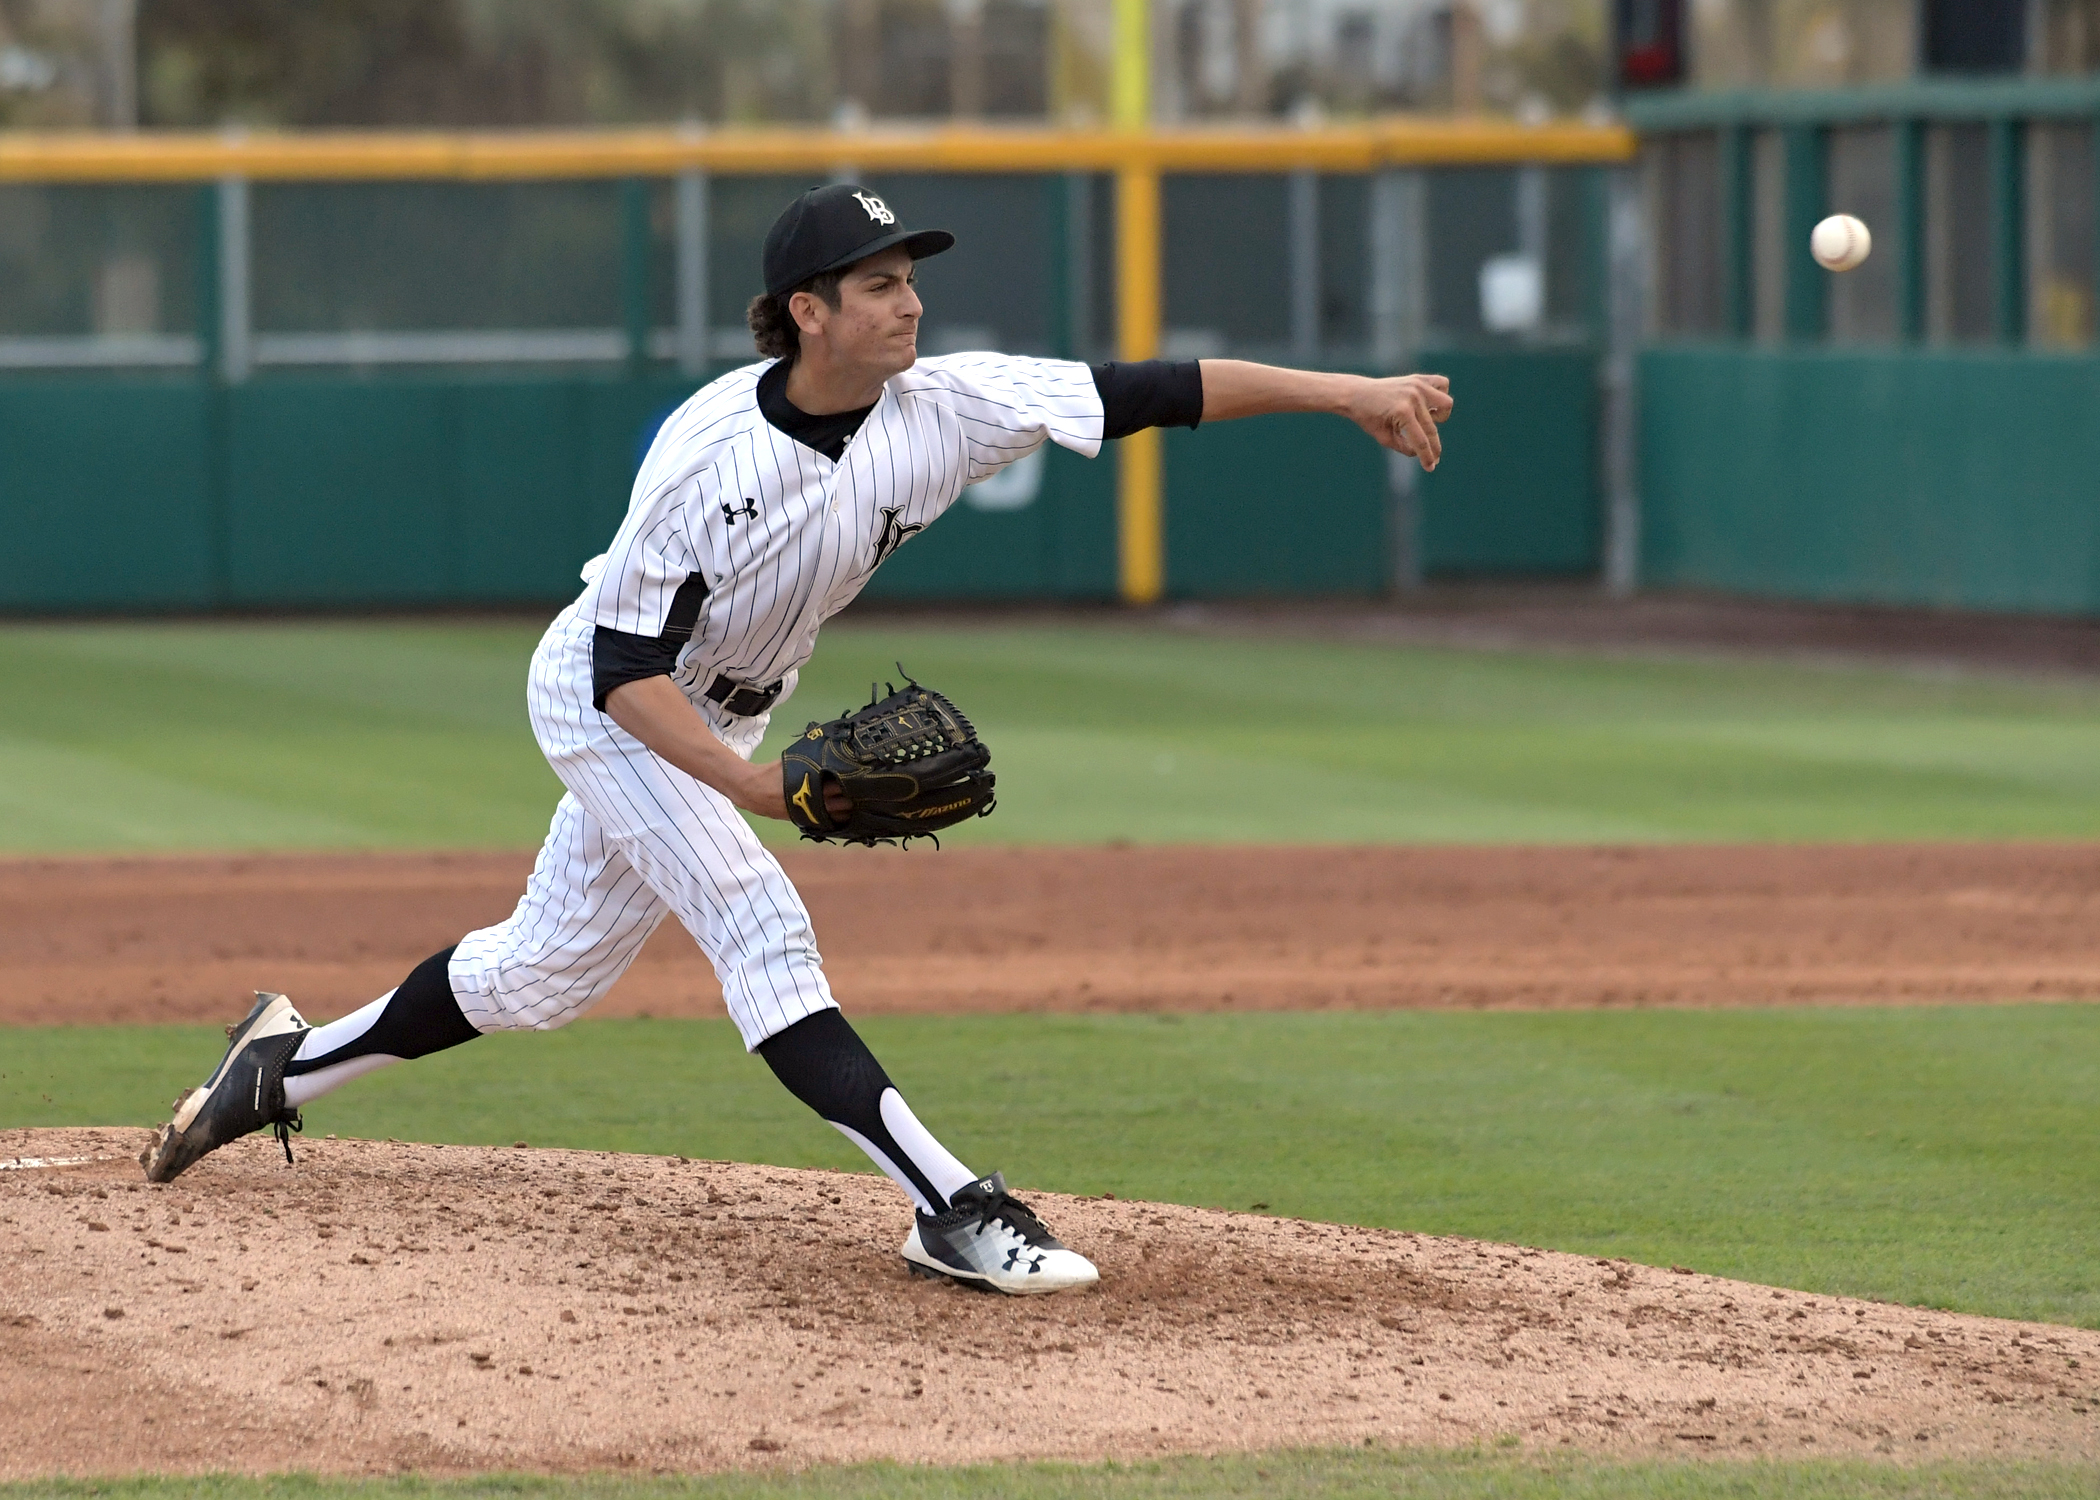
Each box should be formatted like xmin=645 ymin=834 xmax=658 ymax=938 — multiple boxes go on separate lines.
xmin=705 ymin=674 xmax=784 ymax=717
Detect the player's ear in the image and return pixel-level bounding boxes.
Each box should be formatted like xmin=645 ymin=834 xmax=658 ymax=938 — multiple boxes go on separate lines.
xmin=788 ymin=290 xmax=830 ymax=339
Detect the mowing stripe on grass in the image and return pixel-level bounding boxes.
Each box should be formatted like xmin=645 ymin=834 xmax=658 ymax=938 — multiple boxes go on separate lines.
xmin=11 ymin=619 xmax=2100 ymax=850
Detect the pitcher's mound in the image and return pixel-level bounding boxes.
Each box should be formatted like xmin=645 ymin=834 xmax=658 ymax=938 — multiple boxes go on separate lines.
xmin=4 ymin=1127 xmax=2096 ymax=1478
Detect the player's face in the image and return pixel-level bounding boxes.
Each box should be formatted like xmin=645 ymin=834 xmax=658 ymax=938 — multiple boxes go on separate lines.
xmin=829 ymin=247 xmax=923 ymax=376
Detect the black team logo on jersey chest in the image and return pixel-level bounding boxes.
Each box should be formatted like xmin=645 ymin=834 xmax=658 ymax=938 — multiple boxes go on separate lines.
xmin=722 ymin=499 xmax=758 ymax=526
xmin=873 ymin=505 xmax=924 ymax=566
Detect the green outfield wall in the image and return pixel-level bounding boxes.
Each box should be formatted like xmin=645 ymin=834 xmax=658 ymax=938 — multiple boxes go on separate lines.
xmin=1415 ymin=347 xmax=1600 ymax=576
xmin=1639 ymin=346 xmax=2100 ymax=614
xmin=0 ymin=352 xmax=1600 ymax=612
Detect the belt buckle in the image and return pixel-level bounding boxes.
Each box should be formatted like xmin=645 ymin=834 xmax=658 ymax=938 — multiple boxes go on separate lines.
xmin=714 ymin=677 xmax=781 ymax=717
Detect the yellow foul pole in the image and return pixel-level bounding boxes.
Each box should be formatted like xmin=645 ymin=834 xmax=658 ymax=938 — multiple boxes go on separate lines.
xmin=1112 ymin=0 xmax=1163 ymax=605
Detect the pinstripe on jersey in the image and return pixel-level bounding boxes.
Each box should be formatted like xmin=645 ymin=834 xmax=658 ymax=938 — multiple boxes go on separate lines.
xmin=451 ymin=352 xmax=1104 ymax=1050
xmin=450 ymin=612 xmax=835 ymax=1049
xmin=576 ymin=353 xmax=1104 ymax=702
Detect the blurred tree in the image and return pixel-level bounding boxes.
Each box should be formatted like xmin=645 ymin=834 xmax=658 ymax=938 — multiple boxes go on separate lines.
xmin=135 ymin=0 xmax=839 ymax=127
xmin=0 ymin=0 xmax=106 ymax=126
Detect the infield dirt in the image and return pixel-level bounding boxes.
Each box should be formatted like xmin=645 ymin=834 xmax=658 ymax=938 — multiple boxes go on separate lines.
xmin=5 ymin=842 xmax=2100 ymax=1027
xmin=6 ymin=1127 xmax=2100 ymax=1480
xmin=6 ymin=843 xmax=2100 ymax=1478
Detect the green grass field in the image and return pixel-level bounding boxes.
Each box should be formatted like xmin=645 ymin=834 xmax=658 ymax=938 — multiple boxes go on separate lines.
xmin=10 ymin=1005 xmax=2098 ymax=1328
xmin=10 ymin=1451 xmax=2100 ymax=1500
xmin=9 ymin=617 xmax=2100 ymax=852
xmin=8 ymin=618 xmax=2099 ymax=1496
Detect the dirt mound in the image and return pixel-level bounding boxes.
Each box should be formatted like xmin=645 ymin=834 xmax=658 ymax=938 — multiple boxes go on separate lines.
xmin=8 ymin=843 xmax=2100 ymax=1028
xmin=4 ymin=1127 xmax=2096 ymax=1479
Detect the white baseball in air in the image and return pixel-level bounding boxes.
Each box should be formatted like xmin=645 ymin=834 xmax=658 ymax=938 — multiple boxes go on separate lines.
xmin=1811 ymin=213 xmax=1872 ymax=272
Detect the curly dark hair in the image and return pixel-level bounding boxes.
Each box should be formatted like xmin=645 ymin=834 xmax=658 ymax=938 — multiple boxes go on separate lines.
xmin=746 ymin=269 xmax=845 ymax=363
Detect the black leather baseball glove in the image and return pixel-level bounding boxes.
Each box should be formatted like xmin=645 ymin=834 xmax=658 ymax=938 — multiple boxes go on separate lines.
xmin=780 ymin=675 xmax=995 ymax=846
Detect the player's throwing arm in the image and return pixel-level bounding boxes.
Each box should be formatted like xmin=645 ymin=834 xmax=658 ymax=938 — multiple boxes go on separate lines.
xmin=1195 ymin=360 xmax=1451 ymax=470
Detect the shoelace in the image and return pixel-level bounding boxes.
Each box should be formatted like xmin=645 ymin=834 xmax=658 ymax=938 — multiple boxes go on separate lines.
xmin=271 ymin=1111 xmax=304 ymax=1165
xmin=962 ymin=1190 xmax=1051 ymax=1246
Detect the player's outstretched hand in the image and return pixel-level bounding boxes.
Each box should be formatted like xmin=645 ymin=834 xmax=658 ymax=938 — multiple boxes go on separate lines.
xmin=1345 ymin=373 xmax=1452 ymax=471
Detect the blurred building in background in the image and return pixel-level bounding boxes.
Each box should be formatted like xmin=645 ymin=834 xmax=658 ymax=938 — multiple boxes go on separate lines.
xmin=0 ymin=0 xmax=1607 ymax=130
xmin=1 ymin=3 xmax=2097 ymax=131
xmin=5 ymin=2 xmax=2095 ymax=134
xmin=1685 ymin=0 xmax=2100 ymax=90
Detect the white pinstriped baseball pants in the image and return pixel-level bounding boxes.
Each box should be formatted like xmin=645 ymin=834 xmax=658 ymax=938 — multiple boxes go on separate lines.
xmin=448 ymin=609 xmax=835 ymax=1050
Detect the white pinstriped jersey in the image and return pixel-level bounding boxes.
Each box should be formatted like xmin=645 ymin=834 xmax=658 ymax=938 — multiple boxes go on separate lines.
xmin=451 ymin=353 xmax=1109 ymax=1058
xmin=573 ymin=353 xmax=1106 ymax=702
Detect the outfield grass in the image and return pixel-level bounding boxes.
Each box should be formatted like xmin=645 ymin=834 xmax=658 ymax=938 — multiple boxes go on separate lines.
xmin=9 ymin=1450 xmax=2100 ymax=1499
xmin=10 ymin=1005 xmax=2097 ymax=1329
xmin=9 ymin=618 xmax=2100 ymax=851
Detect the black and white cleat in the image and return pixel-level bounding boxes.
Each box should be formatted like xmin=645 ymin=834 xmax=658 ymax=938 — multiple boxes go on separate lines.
xmin=900 ymin=1171 xmax=1100 ymax=1295
xmin=140 ymin=991 xmax=310 ymax=1184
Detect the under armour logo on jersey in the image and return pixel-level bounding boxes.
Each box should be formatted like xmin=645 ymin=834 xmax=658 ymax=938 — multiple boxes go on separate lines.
xmin=873 ymin=505 xmax=924 ymax=566
xmin=722 ymin=499 xmax=758 ymax=526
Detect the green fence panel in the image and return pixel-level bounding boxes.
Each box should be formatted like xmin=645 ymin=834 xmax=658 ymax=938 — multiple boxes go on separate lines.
xmin=861 ymin=442 xmax=1117 ymax=599
xmin=580 ymin=377 xmax=708 ymax=560
xmin=221 ymin=374 xmax=701 ymax=609
xmin=1641 ymin=346 xmax=2100 ymax=613
xmin=0 ymin=354 xmax=1606 ymax=613
xmin=225 ymin=380 xmax=460 ymax=606
xmin=1416 ymin=346 xmax=1601 ymax=575
xmin=1163 ymin=411 xmax=1389 ymax=596
xmin=452 ymin=382 xmax=593 ymax=602
xmin=0 ymin=380 xmax=217 ymax=611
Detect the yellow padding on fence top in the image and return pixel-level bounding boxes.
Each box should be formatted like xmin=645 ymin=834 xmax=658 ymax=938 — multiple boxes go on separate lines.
xmin=0 ymin=120 xmax=1634 ymax=183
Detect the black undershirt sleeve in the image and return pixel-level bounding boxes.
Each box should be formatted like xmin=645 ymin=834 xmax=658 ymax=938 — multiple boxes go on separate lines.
xmin=590 ymin=571 xmax=712 ymax=711
xmin=1090 ymin=359 xmax=1205 ymax=441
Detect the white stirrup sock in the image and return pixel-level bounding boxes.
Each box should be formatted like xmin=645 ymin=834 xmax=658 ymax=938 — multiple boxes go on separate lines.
xmin=826 ymin=1092 xmax=976 ymax=1215
xmin=282 ymin=1053 xmax=399 ymax=1109
xmin=878 ymin=1088 xmax=976 ymax=1206
xmin=292 ymin=991 xmax=392 ymax=1062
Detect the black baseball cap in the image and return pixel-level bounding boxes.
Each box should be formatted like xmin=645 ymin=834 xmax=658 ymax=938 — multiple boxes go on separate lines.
xmin=762 ymin=184 xmax=955 ymax=298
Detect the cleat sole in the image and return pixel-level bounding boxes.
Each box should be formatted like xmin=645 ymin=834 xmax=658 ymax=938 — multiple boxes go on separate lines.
xmin=901 ymin=1256 xmax=997 ymax=1293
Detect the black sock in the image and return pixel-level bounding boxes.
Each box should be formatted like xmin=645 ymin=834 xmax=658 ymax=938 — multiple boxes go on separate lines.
xmin=284 ymin=945 xmax=481 ymax=1075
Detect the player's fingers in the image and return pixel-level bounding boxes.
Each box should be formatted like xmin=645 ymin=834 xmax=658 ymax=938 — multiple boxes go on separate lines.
xmin=1407 ymin=398 xmax=1440 ymax=467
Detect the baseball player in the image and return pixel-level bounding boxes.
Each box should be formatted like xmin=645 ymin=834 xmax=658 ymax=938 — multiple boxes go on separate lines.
xmin=143 ymin=183 xmax=1452 ymax=1295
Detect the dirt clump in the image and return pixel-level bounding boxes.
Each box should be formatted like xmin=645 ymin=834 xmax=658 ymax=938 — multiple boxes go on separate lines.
xmin=4 ymin=1127 xmax=2097 ymax=1479
xmin=6 ymin=843 xmax=2100 ymax=1028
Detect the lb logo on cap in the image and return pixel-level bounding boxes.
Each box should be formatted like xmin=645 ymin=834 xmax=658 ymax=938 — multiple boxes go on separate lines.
xmin=761 ymin=183 xmax=953 ymax=296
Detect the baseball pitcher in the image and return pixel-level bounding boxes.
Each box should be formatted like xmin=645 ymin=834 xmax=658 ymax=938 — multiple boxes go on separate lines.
xmin=144 ymin=183 xmax=1453 ymax=1295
